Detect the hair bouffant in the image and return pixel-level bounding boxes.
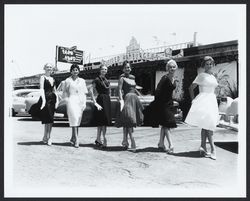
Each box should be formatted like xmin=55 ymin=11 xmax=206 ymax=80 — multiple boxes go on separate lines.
xmin=201 ymin=56 xmax=215 ymax=67
xmin=70 ymin=64 xmax=80 ymax=72
xmin=122 ymin=60 xmax=131 ymax=69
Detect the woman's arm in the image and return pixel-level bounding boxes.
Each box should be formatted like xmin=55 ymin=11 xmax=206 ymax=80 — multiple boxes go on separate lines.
xmin=89 ymin=82 xmax=97 ymax=104
xmin=62 ymin=79 xmax=69 ymax=98
xmin=52 ymin=80 xmax=59 ymax=109
xmin=40 ymin=76 xmax=46 ymax=109
xmin=188 ymin=83 xmax=198 ymax=101
xmin=89 ymin=81 xmax=102 ymax=110
xmin=118 ymin=77 xmax=124 ymax=101
xmin=118 ymin=77 xmax=124 ymax=111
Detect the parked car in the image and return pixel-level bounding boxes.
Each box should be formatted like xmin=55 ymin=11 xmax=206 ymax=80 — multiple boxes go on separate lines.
xmin=25 ymin=80 xmax=182 ymax=126
xmin=12 ymin=89 xmax=40 ymax=116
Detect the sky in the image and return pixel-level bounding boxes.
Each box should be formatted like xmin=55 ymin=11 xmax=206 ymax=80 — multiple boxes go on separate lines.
xmin=5 ymin=4 xmax=245 ymax=78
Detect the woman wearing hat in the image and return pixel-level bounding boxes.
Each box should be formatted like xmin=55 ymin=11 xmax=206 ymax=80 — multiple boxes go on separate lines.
xmin=185 ymin=56 xmax=219 ymax=160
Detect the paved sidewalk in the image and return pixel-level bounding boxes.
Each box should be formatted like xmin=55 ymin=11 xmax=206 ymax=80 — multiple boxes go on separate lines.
xmin=7 ymin=117 xmax=240 ymax=197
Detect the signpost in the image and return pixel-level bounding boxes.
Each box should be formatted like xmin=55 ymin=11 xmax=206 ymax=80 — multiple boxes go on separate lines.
xmin=56 ymin=46 xmax=84 ymax=66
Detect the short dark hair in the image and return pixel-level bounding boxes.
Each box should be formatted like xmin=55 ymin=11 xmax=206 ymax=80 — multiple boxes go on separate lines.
xmin=122 ymin=60 xmax=131 ymax=69
xmin=99 ymin=64 xmax=107 ymax=70
xmin=70 ymin=64 xmax=80 ymax=72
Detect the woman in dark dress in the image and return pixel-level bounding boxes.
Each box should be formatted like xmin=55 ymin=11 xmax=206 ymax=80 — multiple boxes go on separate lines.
xmin=115 ymin=61 xmax=144 ymax=152
xmin=32 ymin=63 xmax=58 ymax=145
xmin=144 ymin=59 xmax=178 ymax=153
xmin=89 ymin=64 xmax=111 ymax=148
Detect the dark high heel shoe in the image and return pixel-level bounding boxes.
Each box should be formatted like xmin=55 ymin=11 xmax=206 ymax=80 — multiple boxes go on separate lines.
xmin=95 ymin=140 xmax=103 ymax=147
xmin=122 ymin=141 xmax=129 ymax=150
xmin=158 ymin=143 xmax=167 ymax=152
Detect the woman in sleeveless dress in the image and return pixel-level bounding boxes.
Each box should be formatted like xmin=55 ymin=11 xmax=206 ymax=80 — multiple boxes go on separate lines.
xmin=185 ymin=56 xmax=219 ymax=160
xmin=143 ymin=59 xmax=178 ymax=153
xmin=32 ymin=63 xmax=58 ymax=146
xmin=63 ymin=64 xmax=88 ymax=148
xmin=89 ymin=64 xmax=111 ymax=148
xmin=115 ymin=61 xmax=144 ymax=152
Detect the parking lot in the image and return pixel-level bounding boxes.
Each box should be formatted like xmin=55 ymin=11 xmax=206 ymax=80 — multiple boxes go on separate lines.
xmin=6 ymin=116 xmax=241 ymax=197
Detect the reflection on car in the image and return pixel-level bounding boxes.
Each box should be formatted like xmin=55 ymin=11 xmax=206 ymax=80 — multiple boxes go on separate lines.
xmin=25 ymin=80 xmax=182 ymax=125
xmin=12 ymin=89 xmax=40 ymax=116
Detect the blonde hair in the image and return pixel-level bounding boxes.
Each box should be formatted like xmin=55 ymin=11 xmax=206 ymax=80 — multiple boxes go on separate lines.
xmin=166 ymin=59 xmax=178 ymax=68
xmin=43 ymin=63 xmax=53 ymax=70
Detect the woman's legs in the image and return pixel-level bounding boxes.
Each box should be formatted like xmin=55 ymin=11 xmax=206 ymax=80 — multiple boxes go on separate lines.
xmin=102 ymin=126 xmax=107 ymax=147
xmin=200 ymin=129 xmax=207 ymax=152
xmin=206 ymin=130 xmax=216 ymax=159
xmin=158 ymin=127 xmax=165 ymax=149
xmin=128 ymin=127 xmax=136 ymax=150
xmin=46 ymin=123 xmax=53 ymax=145
xmin=95 ymin=126 xmax=102 ymax=145
xmin=42 ymin=124 xmax=48 ymax=143
xmin=43 ymin=124 xmax=52 ymax=145
xmin=122 ymin=127 xmax=129 ymax=147
xmin=72 ymin=126 xmax=79 ymax=148
xmin=164 ymin=127 xmax=174 ymax=153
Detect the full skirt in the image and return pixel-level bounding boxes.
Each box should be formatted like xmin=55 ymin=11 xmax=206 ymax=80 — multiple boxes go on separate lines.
xmin=115 ymin=93 xmax=144 ymax=127
xmin=185 ymin=92 xmax=219 ymax=131
xmin=143 ymin=100 xmax=177 ymax=128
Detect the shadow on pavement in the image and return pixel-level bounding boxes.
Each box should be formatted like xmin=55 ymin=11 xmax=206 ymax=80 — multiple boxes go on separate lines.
xmin=171 ymin=151 xmax=202 ymax=158
xmin=135 ymin=147 xmax=168 ymax=153
xmin=17 ymin=141 xmax=46 ymax=145
xmin=215 ymin=142 xmax=238 ymax=154
xmin=96 ymin=146 xmax=128 ymax=152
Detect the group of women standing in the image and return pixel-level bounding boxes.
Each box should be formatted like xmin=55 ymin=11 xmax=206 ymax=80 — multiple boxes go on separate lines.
xmin=34 ymin=56 xmax=219 ymax=160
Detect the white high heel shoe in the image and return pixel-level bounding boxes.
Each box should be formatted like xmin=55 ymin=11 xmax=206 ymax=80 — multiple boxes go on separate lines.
xmin=199 ymin=147 xmax=210 ymax=157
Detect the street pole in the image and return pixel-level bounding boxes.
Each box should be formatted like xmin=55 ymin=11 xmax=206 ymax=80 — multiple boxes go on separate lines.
xmin=55 ymin=45 xmax=58 ymax=72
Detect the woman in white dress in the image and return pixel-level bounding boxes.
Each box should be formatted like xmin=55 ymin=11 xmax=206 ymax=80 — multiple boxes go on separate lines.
xmin=185 ymin=56 xmax=219 ymax=160
xmin=63 ymin=64 xmax=88 ymax=148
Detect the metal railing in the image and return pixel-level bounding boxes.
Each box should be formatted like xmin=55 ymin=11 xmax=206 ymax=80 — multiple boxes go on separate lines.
xmin=89 ymin=41 xmax=194 ymax=64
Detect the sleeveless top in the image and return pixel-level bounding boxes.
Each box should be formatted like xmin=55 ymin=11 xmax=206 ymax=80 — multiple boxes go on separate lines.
xmin=120 ymin=74 xmax=136 ymax=96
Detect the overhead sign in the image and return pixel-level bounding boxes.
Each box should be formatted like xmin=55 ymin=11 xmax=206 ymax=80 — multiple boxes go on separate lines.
xmin=57 ymin=46 xmax=83 ymax=65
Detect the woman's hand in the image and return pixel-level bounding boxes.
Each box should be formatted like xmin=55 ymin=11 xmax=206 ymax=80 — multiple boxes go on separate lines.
xmin=40 ymin=100 xmax=46 ymax=110
xmin=94 ymin=102 xmax=103 ymax=110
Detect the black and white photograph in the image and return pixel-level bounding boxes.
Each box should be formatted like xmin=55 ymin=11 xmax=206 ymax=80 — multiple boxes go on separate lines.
xmin=4 ymin=3 xmax=246 ymax=197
